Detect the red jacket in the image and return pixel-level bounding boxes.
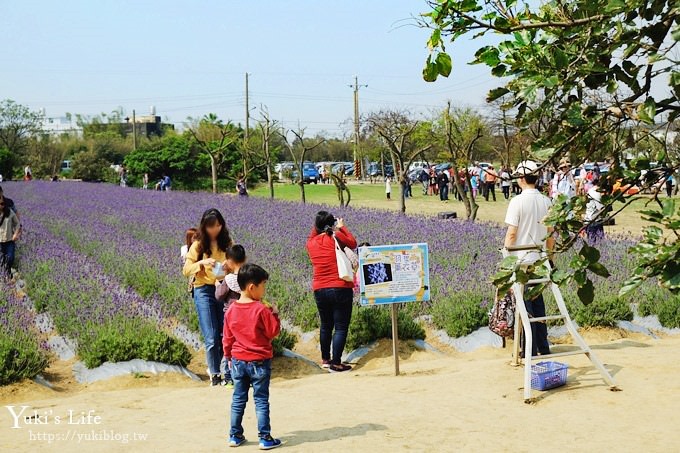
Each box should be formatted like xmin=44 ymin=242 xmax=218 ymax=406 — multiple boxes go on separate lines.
xmin=306 ymin=226 xmax=358 ymax=291
xmin=223 ymin=301 xmax=281 ymax=361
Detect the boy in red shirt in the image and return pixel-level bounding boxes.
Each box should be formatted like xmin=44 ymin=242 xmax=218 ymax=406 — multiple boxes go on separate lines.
xmin=223 ymin=264 xmax=282 ymax=450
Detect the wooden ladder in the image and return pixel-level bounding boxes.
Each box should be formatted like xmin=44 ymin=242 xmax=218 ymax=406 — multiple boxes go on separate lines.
xmin=503 ymin=245 xmax=618 ymax=402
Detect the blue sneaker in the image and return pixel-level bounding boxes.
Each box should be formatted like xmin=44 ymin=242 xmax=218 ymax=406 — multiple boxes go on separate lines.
xmin=229 ymin=434 xmax=247 ymax=447
xmin=259 ymin=435 xmax=282 ymax=450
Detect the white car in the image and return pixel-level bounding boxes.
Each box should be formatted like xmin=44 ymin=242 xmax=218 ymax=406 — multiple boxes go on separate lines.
xmin=409 ymin=161 xmax=430 ymax=172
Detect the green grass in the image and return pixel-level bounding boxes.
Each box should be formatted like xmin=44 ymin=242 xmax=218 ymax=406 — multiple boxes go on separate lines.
xmin=251 ymin=181 xmax=668 ymax=235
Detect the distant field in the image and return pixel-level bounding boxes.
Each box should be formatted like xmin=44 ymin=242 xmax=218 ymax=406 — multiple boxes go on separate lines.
xmin=251 ymin=181 xmax=663 ymax=236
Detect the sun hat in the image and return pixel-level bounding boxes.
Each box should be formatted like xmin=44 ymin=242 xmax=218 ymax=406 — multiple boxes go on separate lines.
xmin=514 ymin=160 xmax=538 ymax=176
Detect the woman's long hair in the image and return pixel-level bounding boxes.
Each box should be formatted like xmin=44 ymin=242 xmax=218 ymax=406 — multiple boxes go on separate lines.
xmin=195 ymin=209 xmax=232 ymax=257
xmin=315 ymin=210 xmax=336 ymax=236
xmin=0 ymin=196 xmax=9 ymax=226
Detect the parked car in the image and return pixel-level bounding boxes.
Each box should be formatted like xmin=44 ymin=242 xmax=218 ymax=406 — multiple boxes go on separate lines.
xmin=60 ymin=160 xmax=72 ymax=173
xmin=367 ymin=162 xmax=382 ymax=177
xmin=292 ymin=162 xmax=320 ymax=184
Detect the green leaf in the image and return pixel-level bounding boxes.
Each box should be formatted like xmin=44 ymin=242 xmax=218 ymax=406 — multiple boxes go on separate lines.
xmin=588 ymin=262 xmax=611 ymax=278
xmin=475 ymin=46 xmax=501 ymax=66
xmin=605 ymin=0 xmax=626 ymax=12
xmin=580 ymin=244 xmax=601 ymax=263
xmin=606 ymin=79 xmax=619 ymax=94
xmin=577 ymin=279 xmax=595 ymax=305
xmin=619 ymin=277 xmax=643 ymax=297
xmin=662 ymin=198 xmax=675 ymax=217
xmin=525 ymin=284 xmax=546 ymax=300
xmin=574 ymin=270 xmax=587 ymax=286
xmin=486 ymin=87 xmax=510 ymax=102
xmin=435 ymin=52 xmax=452 ymax=78
xmin=551 ymin=269 xmax=570 ymax=284
xmin=553 ymin=48 xmax=568 ymax=69
xmin=500 ymin=255 xmax=518 ymax=270
xmin=423 ymin=57 xmax=438 ymax=82
xmin=638 ymin=98 xmax=656 ymax=124
xmin=427 ymin=29 xmax=441 ymax=50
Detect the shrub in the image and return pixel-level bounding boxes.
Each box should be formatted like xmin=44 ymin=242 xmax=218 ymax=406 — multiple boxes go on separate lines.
xmin=573 ymin=296 xmax=633 ymax=328
xmin=639 ymin=296 xmax=680 ymax=329
xmin=71 ymin=150 xmax=109 ymax=181
xmin=79 ymin=317 xmax=192 ymax=368
xmin=272 ymin=328 xmax=297 ymax=357
xmin=346 ymin=305 xmax=426 ymax=351
xmin=430 ymin=292 xmax=489 ymax=338
xmin=0 ymin=332 xmax=50 ymax=386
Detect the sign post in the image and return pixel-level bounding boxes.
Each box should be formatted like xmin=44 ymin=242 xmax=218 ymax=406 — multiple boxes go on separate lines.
xmin=358 ymin=243 xmax=430 ymax=376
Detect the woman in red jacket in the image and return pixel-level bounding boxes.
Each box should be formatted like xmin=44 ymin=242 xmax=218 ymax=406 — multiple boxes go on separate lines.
xmin=306 ymin=211 xmax=357 ymax=373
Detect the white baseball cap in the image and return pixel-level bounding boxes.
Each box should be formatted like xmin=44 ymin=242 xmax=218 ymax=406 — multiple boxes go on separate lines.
xmin=514 ymin=160 xmax=538 ymax=176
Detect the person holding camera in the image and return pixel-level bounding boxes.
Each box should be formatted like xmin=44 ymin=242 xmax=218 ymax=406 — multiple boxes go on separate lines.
xmin=306 ymin=211 xmax=357 ymax=373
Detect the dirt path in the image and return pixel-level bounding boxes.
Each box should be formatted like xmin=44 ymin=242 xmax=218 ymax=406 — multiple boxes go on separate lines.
xmin=2 ymin=334 xmax=679 ymax=452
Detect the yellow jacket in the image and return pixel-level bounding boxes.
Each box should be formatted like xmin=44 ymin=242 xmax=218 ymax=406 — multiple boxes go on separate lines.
xmin=182 ymin=241 xmax=228 ymax=287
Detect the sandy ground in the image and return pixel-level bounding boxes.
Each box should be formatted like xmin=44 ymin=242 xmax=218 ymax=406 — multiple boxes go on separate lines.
xmin=2 ymin=332 xmax=680 ymax=452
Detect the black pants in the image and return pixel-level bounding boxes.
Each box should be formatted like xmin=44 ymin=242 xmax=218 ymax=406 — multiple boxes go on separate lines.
xmin=666 ymin=181 xmax=673 ymax=197
xmin=521 ymin=291 xmax=550 ymax=357
xmin=502 ymin=186 xmax=510 ymax=199
xmin=485 ymin=183 xmax=496 ymax=201
xmin=314 ymin=288 xmax=353 ymax=365
xmin=439 ymin=184 xmax=449 ymax=200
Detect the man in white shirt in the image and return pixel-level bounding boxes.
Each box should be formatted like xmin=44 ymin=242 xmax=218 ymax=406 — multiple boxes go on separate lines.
xmin=504 ymin=160 xmax=554 ymax=357
xmin=551 ymin=158 xmax=576 ymax=200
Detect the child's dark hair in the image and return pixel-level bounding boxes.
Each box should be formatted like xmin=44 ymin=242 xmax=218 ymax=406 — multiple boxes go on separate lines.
xmin=358 ymin=242 xmax=371 ymax=248
xmin=315 ymin=210 xmax=336 ymax=236
xmin=237 ymin=263 xmax=269 ymax=289
xmin=227 ymin=244 xmax=246 ymax=264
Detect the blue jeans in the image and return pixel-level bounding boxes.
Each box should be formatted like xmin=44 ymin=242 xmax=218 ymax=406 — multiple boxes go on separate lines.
xmin=0 ymin=241 xmax=15 ymax=276
xmin=193 ymin=285 xmax=225 ymax=376
xmin=230 ymin=358 xmax=272 ymax=438
xmin=314 ymin=288 xmax=353 ymax=364
xmin=439 ymin=184 xmax=449 ymax=200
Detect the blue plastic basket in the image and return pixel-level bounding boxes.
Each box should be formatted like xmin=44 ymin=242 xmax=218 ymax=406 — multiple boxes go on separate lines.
xmin=531 ymin=361 xmax=568 ymax=391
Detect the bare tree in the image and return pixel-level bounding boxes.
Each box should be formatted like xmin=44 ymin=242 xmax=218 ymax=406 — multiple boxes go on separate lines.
xmin=279 ymin=127 xmax=324 ymax=204
xmin=187 ymin=113 xmax=240 ymax=193
xmin=255 ymin=107 xmax=279 ymax=199
xmin=364 ymin=109 xmax=432 ymax=213
xmin=439 ymin=102 xmax=487 ymax=220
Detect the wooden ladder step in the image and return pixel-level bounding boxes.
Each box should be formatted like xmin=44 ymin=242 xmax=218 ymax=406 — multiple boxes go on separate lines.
xmin=534 ymin=349 xmax=588 ymax=360
xmin=529 ymin=315 xmax=566 ymax=323
xmin=526 ymin=278 xmax=551 ymax=285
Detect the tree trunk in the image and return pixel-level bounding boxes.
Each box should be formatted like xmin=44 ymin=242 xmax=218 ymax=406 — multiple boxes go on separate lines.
xmin=465 ymin=172 xmax=479 ymax=221
xmin=399 ymin=178 xmax=407 ymax=214
xmin=454 ymin=180 xmax=473 ymax=219
xmin=209 ymin=153 xmax=218 ymax=193
xmin=267 ymin=165 xmax=274 ymax=198
xmin=299 ymin=180 xmax=306 ymax=204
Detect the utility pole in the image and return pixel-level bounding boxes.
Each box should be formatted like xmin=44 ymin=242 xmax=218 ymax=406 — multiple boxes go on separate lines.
xmin=349 ymin=76 xmax=367 ymax=178
xmin=132 ymin=109 xmax=137 ymax=150
xmin=245 ymin=72 xmax=250 ymax=142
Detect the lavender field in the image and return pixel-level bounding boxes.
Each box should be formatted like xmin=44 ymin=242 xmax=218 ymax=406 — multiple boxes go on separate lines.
xmin=0 ymin=181 xmax=668 ymax=382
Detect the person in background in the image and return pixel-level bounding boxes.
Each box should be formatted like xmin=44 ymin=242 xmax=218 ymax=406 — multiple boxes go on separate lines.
xmin=551 ymin=158 xmax=576 ymax=200
xmin=161 ymin=173 xmax=172 ymax=191
xmin=120 ymin=166 xmax=128 ymax=187
xmin=223 ymin=264 xmax=282 ymax=450
xmin=181 ymin=228 xmax=198 ymax=266
xmin=0 ymin=174 xmax=3 ymax=183
xmin=470 ymin=173 xmax=479 ymax=199
xmin=666 ymin=174 xmax=674 ymax=198
xmin=0 ymin=196 xmax=20 ymax=277
xmin=24 ymin=165 xmax=32 ymax=181
xmin=428 ymin=168 xmax=438 ymax=196
xmin=142 ymin=173 xmax=149 ymax=190
xmin=306 ymin=211 xmax=358 ymax=372
xmin=484 ymin=165 xmax=498 ymax=201
xmin=500 ymin=167 xmax=511 ymax=200
xmin=504 ymin=160 xmax=554 ymax=358
xmin=385 ymin=176 xmax=392 ymax=200
xmin=437 ymin=169 xmax=449 ymax=202
xmin=217 ymin=244 xmax=247 ymax=306
xmin=236 ymin=176 xmax=248 ymax=197
xmin=419 ymin=168 xmax=429 ymax=195
xmin=183 ymin=209 xmax=233 ymax=386
xmin=584 ymin=176 xmax=605 ymax=243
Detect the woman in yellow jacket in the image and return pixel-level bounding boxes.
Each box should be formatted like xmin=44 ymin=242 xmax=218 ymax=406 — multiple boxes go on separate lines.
xmin=183 ymin=208 xmax=233 ymax=386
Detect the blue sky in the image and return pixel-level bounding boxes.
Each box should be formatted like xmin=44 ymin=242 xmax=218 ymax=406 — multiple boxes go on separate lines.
xmin=0 ymin=0 xmax=499 ymax=135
